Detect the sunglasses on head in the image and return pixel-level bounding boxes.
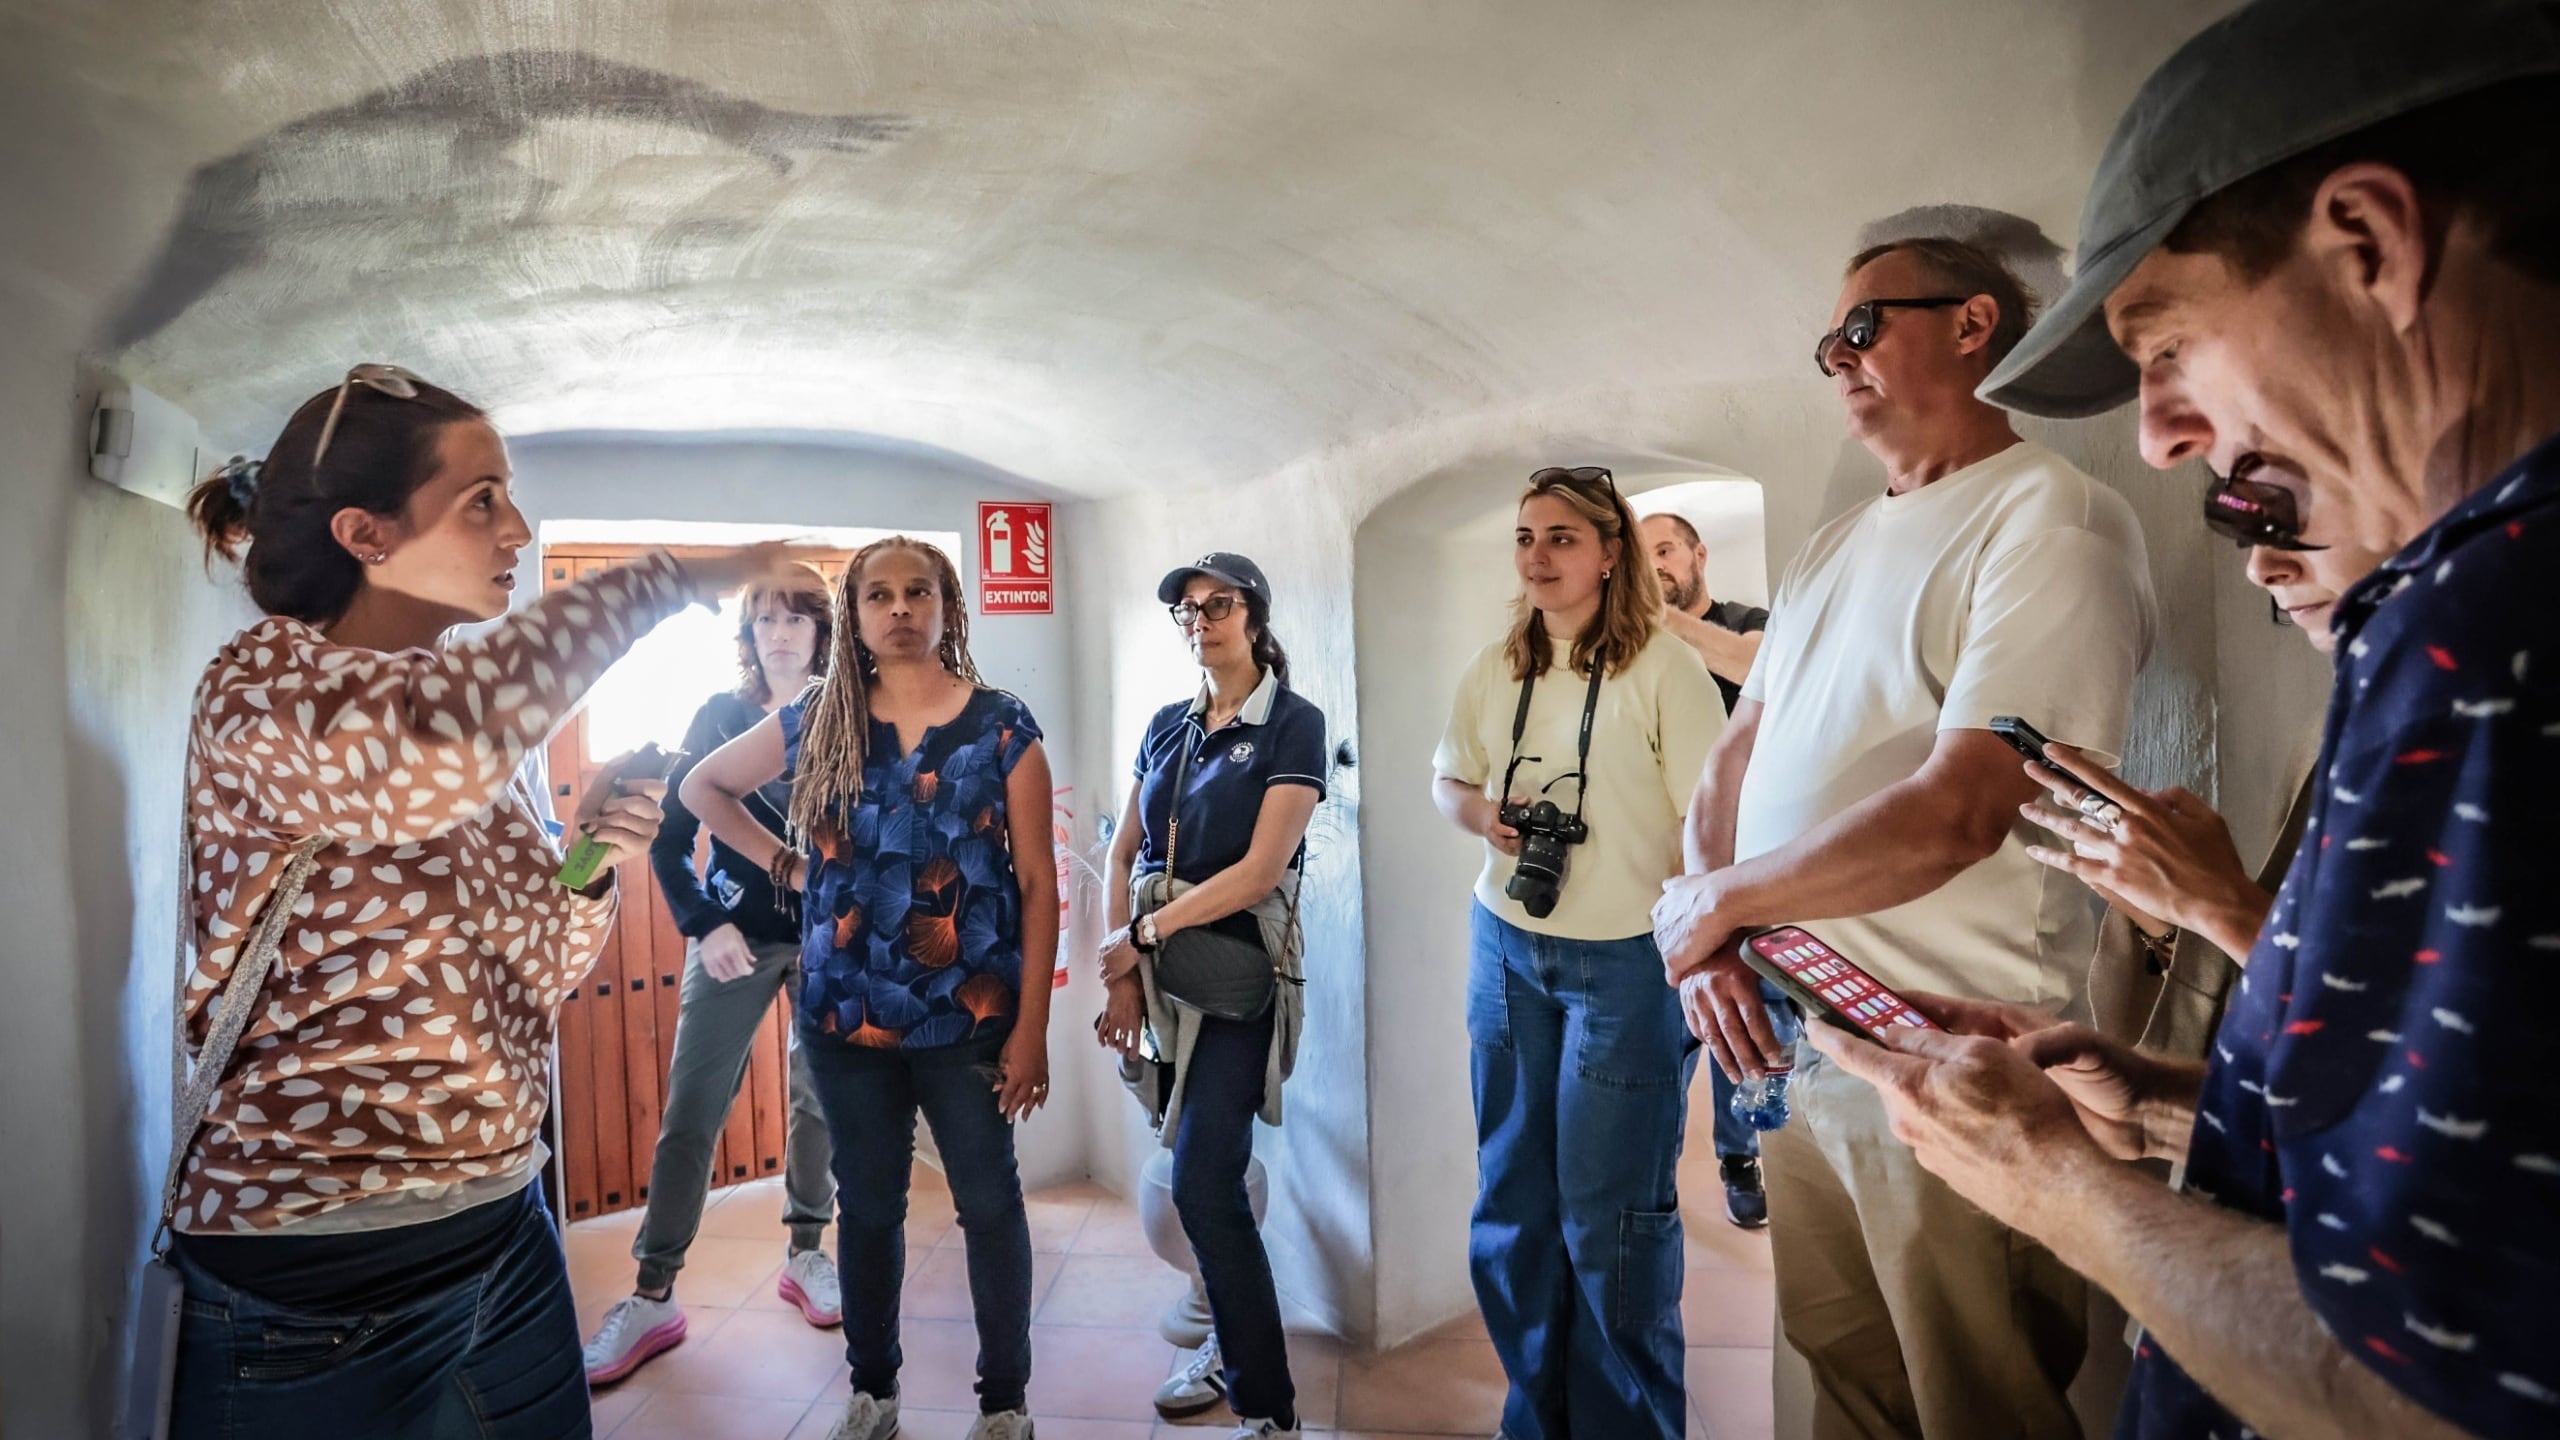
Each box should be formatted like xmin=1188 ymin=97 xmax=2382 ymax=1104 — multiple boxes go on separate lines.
xmin=310 ymin=363 xmax=429 ymax=475
xmin=1528 ymin=465 xmax=1618 ymax=499
xmin=1814 ymin=297 xmax=1970 ymax=377
xmin=2202 ymin=467 xmax=2325 ymax=552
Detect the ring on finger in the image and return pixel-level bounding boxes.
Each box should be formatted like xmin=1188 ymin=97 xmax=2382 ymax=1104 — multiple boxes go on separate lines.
xmin=2075 ymin=793 xmax=2125 ymax=832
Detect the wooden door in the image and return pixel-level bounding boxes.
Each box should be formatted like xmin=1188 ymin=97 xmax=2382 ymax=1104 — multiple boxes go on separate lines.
xmin=542 ymin=544 xmax=851 ymax=1222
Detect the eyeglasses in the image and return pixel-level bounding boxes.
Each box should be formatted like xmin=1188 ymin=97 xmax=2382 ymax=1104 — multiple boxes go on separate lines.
xmin=310 ymin=363 xmax=427 ymax=474
xmin=1169 ymin=593 xmax=1242 ymax=629
xmin=1813 ymin=297 xmax=1970 ymax=377
xmin=2203 ymin=467 xmax=2325 ymax=552
xmin=1527 ymin=465 xmax=1618 ymax=499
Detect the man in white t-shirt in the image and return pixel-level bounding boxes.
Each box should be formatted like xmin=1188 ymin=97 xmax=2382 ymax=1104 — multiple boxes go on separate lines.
xmin=1652 ymin=237 xmax=2156 ymax=1439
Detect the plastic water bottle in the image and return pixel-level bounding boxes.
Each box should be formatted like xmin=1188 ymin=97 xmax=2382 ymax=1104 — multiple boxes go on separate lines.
xmin=1729 ymin=994 xmax=1805 ymax=1132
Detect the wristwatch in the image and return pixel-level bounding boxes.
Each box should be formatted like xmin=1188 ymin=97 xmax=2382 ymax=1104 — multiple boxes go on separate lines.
xmin=1134 ymin=913 xmax=1160 ymax=952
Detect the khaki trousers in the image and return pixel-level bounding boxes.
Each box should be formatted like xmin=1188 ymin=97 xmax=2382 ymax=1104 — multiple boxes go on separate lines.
xmin=1762 ymin=1053 xmax=2088 ymax=1440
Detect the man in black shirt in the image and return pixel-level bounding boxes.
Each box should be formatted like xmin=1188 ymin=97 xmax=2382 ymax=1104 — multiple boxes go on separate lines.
xmin=1644 ymin=513 xmax=1767 ymax=716
xmin=1641 ymin=511 xmax=1771 ymax=1226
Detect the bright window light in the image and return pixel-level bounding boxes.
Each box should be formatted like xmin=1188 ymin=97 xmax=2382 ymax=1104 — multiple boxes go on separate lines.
xmin=583 ymin=593 xmax=751 ymax=760
xmin=540 ymin=521 xmax=961 ymax=764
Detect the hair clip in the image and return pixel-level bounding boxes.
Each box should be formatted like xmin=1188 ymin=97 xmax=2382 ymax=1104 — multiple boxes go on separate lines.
xmin=217 ymin=455 xmax=262 ymax=509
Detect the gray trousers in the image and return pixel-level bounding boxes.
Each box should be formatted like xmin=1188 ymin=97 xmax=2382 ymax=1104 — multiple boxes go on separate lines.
xmin=632 ymin=934 xmax=833 ymax=1292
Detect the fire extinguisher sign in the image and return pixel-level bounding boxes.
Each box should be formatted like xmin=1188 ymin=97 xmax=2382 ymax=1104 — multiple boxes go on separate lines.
xmin=977 ymin=501 xmax=1053 ymax=615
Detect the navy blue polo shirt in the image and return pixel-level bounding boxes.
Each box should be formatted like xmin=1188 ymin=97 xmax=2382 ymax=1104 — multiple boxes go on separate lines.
xmin=2119 ymin=432 xmax=2560 ymax=1438
xmin=1134 ymin=669 xmax=1328 ymax=889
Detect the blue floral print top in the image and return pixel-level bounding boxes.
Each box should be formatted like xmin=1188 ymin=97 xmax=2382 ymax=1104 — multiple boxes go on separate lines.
xmin=779 ymin=687 xmax=1042 ymax=1050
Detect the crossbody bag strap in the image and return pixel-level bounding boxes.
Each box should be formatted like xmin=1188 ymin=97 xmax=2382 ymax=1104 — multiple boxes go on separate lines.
xmin=156 ymin=823 xmax=328 ymax=1253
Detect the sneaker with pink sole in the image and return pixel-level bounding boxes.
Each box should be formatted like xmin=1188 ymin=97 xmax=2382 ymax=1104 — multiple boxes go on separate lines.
xmin=778 ymin=1246 xmax=843 ymax=1327
xmin=582 ymin=1293 xmax=686 ymax=1385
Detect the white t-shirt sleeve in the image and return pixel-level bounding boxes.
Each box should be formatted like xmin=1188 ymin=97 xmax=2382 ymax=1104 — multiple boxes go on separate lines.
xmin=1654 ymin=639 xmax=1724 ymax=820
xmin=1433 ymin=645 xmax=1495 ymax=789
xmin=1937 ymin=527 xmax=2153 ymax=766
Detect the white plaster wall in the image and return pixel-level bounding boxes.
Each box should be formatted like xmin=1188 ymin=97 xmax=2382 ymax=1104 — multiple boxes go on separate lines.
xmin=0 ymin=37 xmax=229 ymax=1436
xmin=504 ymin=434 xmax=1102 ymax=1189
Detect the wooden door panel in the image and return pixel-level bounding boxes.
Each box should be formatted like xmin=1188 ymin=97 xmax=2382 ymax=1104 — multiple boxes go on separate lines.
xmin=541 ymin=542 xmax=856 ymax=1221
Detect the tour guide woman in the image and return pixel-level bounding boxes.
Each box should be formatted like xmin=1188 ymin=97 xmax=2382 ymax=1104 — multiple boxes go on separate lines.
xmin=1096 ymin=552 xmax=1327 ymax=1440
xmin=1431 ymin=466 xmax=1722 ymax=1440
xmin=683 ymin=535 xmax=1056 ymax=1440
xmin=171 ymin=362 xmax=795 ymax=1438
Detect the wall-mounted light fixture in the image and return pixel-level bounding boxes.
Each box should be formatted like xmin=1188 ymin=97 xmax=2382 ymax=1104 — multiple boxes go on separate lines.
xmin=88 ymin=379 xmax=199 ymax=510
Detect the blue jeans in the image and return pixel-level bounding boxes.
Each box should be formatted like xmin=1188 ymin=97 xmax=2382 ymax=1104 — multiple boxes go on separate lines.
xmin=1173 ymin=1009 xmax=1295 ymax=1426
xmin=169 ymin=1182 xmax=588 ymax=1440
xmin=801 ymin=1027 xmax=1033 ymax=1414
xmin=1467 ymin=903 xmax=1697 ymax=1440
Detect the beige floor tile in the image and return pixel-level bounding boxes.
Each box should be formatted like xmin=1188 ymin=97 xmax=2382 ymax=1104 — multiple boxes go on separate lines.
xmin=700 ymin=1176 xmax=811 ymax=1241
xmin=588 ymin=1382 xmax=651 ymax=1438
xmin=1284 ymin=1328 xmax=1346 ymax=1429
xmin=1021 ymin=1421 xmax=1156 ymax=1440
xmin=1688 ymin=1345 xmax=1776 ymax=1440
xmin=905 ymin=1242 xmax=1068 ymax=1323
xmin=612 ymin=1389 xmax=825 ymax=1440
xmin=1071 ymin=1198 xmax=1159 ymax=1257
xmin=1681 ymin=1263 xmax=1778 ymax=1349
xmin=1339 ymin=1335 xmax=1508 ymax=1435
xmin=649 ymin=1304 xmax=845 ymax=1403
xmin=662 ymin=1233 xmax=794 ymax=1308
xmin=1682 ymin=1213 xmax=1775 ymax=1276
xmin=1028 ymin=1324 xmax=1186 ymax=1422
xmin=1038 ymin=1252 xmax=1193 ymax=1329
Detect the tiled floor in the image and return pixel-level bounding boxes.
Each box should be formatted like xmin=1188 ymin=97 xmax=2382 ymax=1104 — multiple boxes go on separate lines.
xmin=571 ymin=1097 xmax=1775 ymax=1440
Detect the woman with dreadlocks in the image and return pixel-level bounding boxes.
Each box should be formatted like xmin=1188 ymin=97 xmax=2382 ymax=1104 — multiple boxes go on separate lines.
xmin=683 ymin=536 xmax=1055 ymax=1440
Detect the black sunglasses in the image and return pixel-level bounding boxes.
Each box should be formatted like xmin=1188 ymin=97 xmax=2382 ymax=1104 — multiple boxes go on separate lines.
xmin=2203 ymin=468 xmax=2325 ymax=552
xmin=1814 ymin=297 xmax=1970 ymax=377
xmin=1528 ymin=465 xmax=1617 ymax=499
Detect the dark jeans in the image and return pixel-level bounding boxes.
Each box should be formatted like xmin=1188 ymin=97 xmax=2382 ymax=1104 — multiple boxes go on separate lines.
xmin=169 ymin=1182 xmax=588 ymax=1440
xmin=1467 ymin=903 xmax=1697 ymax=1440
xmin=801 ymin=1026 xmax=1033 ymax=1415
xmin=1173 ymin=1009 xmax=1296 ymax=1427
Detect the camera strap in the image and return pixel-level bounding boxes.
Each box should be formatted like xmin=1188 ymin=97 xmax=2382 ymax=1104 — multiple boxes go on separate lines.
xmin=1504 ymin=655 xmax=1605 ymax=825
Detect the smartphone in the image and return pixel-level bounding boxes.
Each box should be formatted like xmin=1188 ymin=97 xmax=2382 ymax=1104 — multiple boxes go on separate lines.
xmin=555 ymin=743 xmax=687 ymax=890
xmin=1988 ymin=714 xmax=2068 ymax=775
xmin=1739 ymin=926 xmax=1940 ymax=1042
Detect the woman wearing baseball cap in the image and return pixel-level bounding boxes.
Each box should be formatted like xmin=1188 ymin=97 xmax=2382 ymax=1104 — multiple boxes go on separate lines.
xmin=1095 ymin=552 xmax=1328 ymax=1440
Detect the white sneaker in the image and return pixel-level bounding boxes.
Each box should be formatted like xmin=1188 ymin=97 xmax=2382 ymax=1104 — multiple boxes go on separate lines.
xmin=1155 ymin=1337 xmax=1227 ymax=1418
xmin=823 ymin=1391 xmax=900 ymax=1440
xmin=779 ymin=1246 xmax=844 ymax=1327
xmin=582 ymin=1293 xmax=686 ymax=1385
xmin=965 ymin=1410 xmax=1034 ymax=1439
xmin=1230 ymin=1421 xmax=1298 ymax=1439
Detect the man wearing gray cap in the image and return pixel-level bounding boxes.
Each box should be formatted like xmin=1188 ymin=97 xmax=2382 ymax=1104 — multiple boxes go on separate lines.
xmin=1805 ymin=1 xmax=2560 ymax=1437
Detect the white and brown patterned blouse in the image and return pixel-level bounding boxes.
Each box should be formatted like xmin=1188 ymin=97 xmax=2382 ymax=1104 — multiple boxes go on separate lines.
xmin=176 ymin=550 xmax=691 ymax=1234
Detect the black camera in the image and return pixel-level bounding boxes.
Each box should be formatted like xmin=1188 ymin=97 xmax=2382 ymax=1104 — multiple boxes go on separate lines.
xmin=1500 ymin=797 xmax=1588 ymax=919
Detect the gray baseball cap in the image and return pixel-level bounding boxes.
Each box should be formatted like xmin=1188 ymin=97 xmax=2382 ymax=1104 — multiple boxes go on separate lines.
xmin=1981 ymin=0 xmax=2560 ymax=418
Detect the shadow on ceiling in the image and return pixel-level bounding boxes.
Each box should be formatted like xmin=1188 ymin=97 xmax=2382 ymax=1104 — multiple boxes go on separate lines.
xmin=103 ymin=48 xmax=913 ymax=349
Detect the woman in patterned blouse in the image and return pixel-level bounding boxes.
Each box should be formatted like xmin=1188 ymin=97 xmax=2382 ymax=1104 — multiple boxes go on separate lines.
xmin=171 ymin=363 xmax=798 ymax=1439
xmin=684 ymin=536 xmax=1058 ymax=1440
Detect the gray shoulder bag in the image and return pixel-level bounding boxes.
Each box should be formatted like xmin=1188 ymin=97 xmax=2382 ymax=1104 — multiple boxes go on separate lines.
xmin=1147 ymin=732 xmax=1297 ymax=1024
xmin=123 ymin=818 xmax=328 ymax=1440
